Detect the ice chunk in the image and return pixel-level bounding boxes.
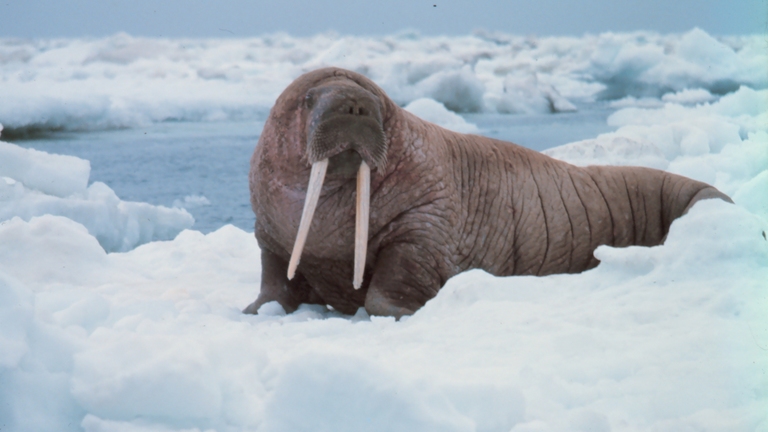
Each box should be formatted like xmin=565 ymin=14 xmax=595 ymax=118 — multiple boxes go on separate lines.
xmin=0 ymin=177 xmax=193 ymax=252
xmin=544 ymin=135 xmax=669 ymax=170
xmin=0 ymin=273 xmax=33 ymax=369
xmin=547 ymin=86 xmax=766 ymax=205
xmin=404 ymin=98 xmax=480 ymax=134
xmin=0 ymin=141 xmax=193 ymax=252
xmin=172 ymin=195 xmax=211 ymax=209
xmin=416 ymin=68 xmax=486 ymax=113
xmin=677 ymin=28 xmax=739 ymax=71
xmin=661 ymin=88 xmax=717 ymax=104
xmin=568 ymin=410 xmax=611 ymax=432
xmin=71 ymin=332 xmax=224 ymax=422
xmin=259 ymin=352 xmax=478 ymax=431
xmin=0 ymin=141 xmax=90 ymax=197
xmin=0 ymin=216 xmax=108 ymax=286
xmin=493 ymin=73 xmax=576 ymax=114
xmin=733 ymin=170 xmax=768 ymax=221
xmin=81 ymin=415 xmax=208 ymax=432
xmin=608 ymin=96 xmax=664 ymax=109
xmin=711 ymin=85 xmax=768 ymax=117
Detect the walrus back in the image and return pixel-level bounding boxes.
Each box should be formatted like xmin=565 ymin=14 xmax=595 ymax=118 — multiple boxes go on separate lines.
xmin=442 ymin=133 xmax=730 ymax=279
xmin=526 ymin=160 xmax=729 ymax=276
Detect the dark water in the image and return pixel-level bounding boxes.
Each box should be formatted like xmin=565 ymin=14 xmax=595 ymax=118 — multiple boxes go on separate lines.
xmin=12 ymin=107 xmax=614 ymax=233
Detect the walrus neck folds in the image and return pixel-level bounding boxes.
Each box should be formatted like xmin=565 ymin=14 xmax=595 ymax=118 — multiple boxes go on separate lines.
xmin=287 ymin=80 xmax=387 ymax=289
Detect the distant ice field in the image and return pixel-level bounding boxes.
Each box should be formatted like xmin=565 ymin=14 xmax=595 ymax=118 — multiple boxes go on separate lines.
xmin=1 ymin=28 xmax=765 ymax=137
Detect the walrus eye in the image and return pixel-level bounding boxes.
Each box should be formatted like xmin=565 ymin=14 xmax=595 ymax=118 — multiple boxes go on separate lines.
xmin=304 ymin=91 xmax=315 ymax=109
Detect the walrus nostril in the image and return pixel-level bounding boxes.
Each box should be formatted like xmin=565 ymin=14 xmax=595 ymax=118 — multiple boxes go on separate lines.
xmin=342 ymin=104 xmax=369 ymax=116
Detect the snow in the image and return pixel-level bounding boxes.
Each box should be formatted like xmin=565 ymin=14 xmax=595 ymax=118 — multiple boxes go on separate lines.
xmin=1 ymin=29 xmax=768 ymax=432
xmin=1 ymin=202 xmax=766 ymax=431
xmin=490 ymin=74 xmax=577 ymax=115
xmin=1 ymin=28 xmax=765 ymax=135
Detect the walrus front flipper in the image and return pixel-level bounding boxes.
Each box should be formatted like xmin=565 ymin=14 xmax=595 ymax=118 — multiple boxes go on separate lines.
xmin=243 ymin=248 xmax=323 ymax=314
xmin=363 ymin=244 xmax=442 ymax=319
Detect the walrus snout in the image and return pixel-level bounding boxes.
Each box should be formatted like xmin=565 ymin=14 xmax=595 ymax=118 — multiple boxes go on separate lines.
xmin=305 ymin=83 xmax=387 ymax=172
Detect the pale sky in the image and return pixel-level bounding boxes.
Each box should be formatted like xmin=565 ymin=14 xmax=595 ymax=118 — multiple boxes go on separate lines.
xmin=2 ymin=0 xmax=766 ymax=38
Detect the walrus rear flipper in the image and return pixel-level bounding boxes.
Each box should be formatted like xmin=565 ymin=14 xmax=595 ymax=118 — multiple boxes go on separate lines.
xmin=681 ymin=186 xmax=734 ymax=215
xmin=582 ymin=166 xmax=733 ymax=250
xmin=655 ymin=185 xmax=733 ymax=244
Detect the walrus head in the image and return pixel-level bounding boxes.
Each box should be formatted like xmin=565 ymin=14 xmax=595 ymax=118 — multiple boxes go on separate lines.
xmin=287 ymin=78 xmax=389 ymax=289
xmin=304 ymin=81 xmax=388 ymax=173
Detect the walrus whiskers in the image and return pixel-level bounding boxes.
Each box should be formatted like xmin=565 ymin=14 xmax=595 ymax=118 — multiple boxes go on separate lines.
xmin=354 ymin=161 xmax=370 ymax=289
xmin=287 ymin=158 xmax=328 ymax=280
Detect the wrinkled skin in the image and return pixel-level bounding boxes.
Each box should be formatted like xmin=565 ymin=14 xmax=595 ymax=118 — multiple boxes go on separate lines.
xmin=245 ymin=67 xmax=732 ymax=319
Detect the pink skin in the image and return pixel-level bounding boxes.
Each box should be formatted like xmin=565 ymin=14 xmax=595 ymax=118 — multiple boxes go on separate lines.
xmin=245 ymin=67 xmax=732 ymax=319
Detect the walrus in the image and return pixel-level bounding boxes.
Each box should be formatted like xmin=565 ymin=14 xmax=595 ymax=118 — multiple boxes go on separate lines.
xmin=244 ymin=67 xmax=731 ymax=319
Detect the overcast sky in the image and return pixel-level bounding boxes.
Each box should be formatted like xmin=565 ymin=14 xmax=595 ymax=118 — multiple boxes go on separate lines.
xmin=3 ymin=0 xmax=766 ymax=38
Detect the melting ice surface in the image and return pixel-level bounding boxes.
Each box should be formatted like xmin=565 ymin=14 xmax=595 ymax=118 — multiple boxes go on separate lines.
xmin=1 ymin=29 xmax=767 ymax=431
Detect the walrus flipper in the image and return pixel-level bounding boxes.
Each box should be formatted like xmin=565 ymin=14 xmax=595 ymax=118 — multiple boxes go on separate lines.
xmin=681 ymin=186 xmax=733 ymax=215
xmin=243 ymin=248 xmax=321 ymax=314
xmin=364 ymin=243 xmax=443 ymax=319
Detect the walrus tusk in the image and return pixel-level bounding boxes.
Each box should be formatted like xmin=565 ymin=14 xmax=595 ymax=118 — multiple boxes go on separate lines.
xmin=353 ymin=161 xmax=370 ymax=289
xmin=287 ymin=158 xmax=329 ymax=280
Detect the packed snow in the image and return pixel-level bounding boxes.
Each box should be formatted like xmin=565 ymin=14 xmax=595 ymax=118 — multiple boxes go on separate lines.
xmin=1 ymin=28 xmax=767 ymax=432
xmin=1 ymin=28 xmax=766 ymax=136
